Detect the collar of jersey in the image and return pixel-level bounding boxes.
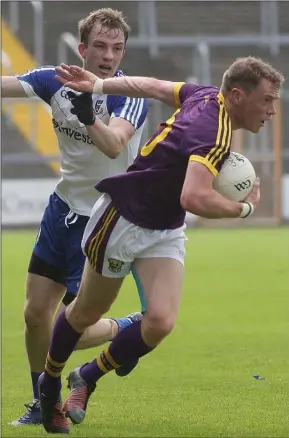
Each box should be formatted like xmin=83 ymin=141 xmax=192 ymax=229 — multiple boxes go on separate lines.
xmin=217 ymin=91 xmax=225 ymax=103
xmin=114 ymin=69 xmax=124 ymax=77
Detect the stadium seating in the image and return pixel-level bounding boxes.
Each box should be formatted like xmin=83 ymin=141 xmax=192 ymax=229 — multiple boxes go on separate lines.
xmin=2 ymin=0 xmax=289 ymax=184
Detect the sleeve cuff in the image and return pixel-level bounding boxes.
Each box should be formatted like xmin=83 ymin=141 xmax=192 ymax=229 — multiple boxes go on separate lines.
xmin=189 ymin=155 xmax=218 ymax=177
xmin=110 ymin=113 xmax=139 ymax=130
xmin=173 ymin=82 xmax=185 ymax=108
xmin=17 ymin=79 xmax=37 ymax=98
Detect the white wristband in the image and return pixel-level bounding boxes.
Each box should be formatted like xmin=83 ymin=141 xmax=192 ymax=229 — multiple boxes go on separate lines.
xmin=239 ymin=202 xmax=254 ymax=218
xmin=92 ymin=78 xmax=104 ymax=95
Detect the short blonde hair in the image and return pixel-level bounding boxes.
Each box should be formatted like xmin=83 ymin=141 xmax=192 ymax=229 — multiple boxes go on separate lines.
xmin=78 ymin=8 xmax=131 ymax=46
xmin=221 ymin=56 xmax=285 ymax=94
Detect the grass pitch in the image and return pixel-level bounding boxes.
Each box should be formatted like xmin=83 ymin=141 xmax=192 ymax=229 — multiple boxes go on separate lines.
xmin=2 ymin=228 xmax=289 ymax=437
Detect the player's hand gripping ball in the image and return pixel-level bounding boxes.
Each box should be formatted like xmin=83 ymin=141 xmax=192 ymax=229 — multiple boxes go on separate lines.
xmin=213 ymin=152 xmax=256 ymax=201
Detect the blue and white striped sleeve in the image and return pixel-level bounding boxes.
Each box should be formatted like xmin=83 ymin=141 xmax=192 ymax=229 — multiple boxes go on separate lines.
xmin=16 ymin=66 xmax=62 ymax=105
xmin=107 ymin=95 xmax=148 ymax=130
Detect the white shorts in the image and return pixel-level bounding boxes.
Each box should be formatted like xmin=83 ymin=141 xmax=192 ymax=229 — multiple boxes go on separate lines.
xmin=82 ymin=194 xmax=187 ymax=278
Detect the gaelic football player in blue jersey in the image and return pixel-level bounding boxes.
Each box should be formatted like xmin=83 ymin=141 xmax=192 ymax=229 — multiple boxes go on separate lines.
xmin=2 ymin=8 xmax=148 ymax=425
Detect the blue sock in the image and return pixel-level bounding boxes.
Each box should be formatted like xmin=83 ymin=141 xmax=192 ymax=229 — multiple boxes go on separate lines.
xmin=131 ymin=266 xmax=147 ymax=313
xmin=31 ymin=372 xmax=41 ymax=401
xmin=113 ymin=312 xmax=143 ymax=335
xmin=115 ymin=317 xmax=134 ymax=332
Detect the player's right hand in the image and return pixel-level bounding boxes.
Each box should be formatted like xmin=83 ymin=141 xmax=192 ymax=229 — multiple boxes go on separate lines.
xmin=244 ymin=177 xmax=260 ymax=209
xmin=55 ymin=64 xmax=97 ymax=93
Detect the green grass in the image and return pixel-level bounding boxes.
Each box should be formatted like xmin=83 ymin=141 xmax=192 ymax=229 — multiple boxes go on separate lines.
xmin=2 ymin=228 xmax=289 ymax=437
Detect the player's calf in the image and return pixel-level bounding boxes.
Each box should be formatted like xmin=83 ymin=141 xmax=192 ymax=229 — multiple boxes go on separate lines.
xmin=113 ymin=312 xmax=143 ymax=377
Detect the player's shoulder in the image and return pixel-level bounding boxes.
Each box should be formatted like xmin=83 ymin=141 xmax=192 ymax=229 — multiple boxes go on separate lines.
xmin=205 ymin=89 xmax=227 ymax=122
xmin=180 ymin=84 xmax=223 ymax=118
xmin=177 ymin=82 xmax=220 ymax=108
xmin=17 ymin=65 xmax=60 ymax=89
xmin=18 ymin=65 xmax=56 ymax=78
xmin=194 ymin=87 xmax=226 ymax=118
xmin=186 ymin=84 xmax=220 ymax=103
xmin=17 ymin=65 xmax=62 ymax=104
xmin=183 ymin=88 xmax=230 ymax=142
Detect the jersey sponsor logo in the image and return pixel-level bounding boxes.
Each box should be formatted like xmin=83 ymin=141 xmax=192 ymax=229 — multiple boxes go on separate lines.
xmin=52 ymin=119 xmax=93 ymax=144
xmin=108 ymin=258 xmax=124 ymax=273
xmin=234 ymin=180 xmax=251 ymax=191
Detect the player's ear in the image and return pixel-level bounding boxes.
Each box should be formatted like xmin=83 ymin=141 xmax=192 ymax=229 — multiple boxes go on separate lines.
xmin=231 ymin=88 xmax=243 ymax=105
xmin=78 ymin=43 xmax=87 ymax=60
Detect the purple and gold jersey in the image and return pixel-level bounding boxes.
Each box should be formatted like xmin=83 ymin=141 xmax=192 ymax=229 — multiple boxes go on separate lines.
xmin=96 ymin=83 xmax=232 ymax=230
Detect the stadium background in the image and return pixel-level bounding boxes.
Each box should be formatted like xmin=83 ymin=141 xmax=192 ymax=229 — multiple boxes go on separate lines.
xmin=2 ymin=0 xmax=289 ymax=227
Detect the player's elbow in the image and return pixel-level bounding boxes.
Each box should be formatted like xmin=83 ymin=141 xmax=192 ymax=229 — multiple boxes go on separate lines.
xmin=109 ymin=136 xmax=127 ymax=159
xmin=105 ymin=149 xmax=120 ymax=159
xmin=103 ymin=142 xmax=125 ymax=159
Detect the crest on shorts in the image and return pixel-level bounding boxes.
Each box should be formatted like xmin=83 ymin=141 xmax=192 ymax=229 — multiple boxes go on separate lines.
xmin=108 ymin=258 xmax=124 ymax=273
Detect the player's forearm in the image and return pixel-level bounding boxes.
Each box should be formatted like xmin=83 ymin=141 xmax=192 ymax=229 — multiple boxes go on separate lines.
xmin=86 ymin=121 xmax=124 ymax=159
xmin=102 ymin=76 xmax=174 ymax=106
xmin=182 ymin=189 xmax=243 ymax=219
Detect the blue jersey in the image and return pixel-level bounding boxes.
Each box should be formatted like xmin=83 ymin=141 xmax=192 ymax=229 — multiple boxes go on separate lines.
xmin=18 ymin=66 xmax=148 ymax=306
xmin=17 ymin=66 xmax=148 ymax=216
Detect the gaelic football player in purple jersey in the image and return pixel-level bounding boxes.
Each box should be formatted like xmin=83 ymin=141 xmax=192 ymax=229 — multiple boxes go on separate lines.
xmin=38 ymin=56 xmax=283 ymax=433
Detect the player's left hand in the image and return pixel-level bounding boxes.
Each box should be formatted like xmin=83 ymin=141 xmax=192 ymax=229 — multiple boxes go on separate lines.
xmin=55 ymin=64 xmax=97 ymax=93
xmin=68 ymin=91 xmax=95 ymax=126
xmin=244 ymin=177 xmax=260 ymax=209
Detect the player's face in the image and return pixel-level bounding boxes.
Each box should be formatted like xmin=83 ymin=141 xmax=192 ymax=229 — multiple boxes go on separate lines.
xmin=237 ymin=79 xmax=280 ymax=133
xmin=78 ymin=23 xmax=125 ymax=78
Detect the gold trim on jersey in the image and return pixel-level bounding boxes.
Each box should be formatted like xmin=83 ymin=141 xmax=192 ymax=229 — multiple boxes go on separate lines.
xmin=140 ymin=109 xmax=181 ymax=156
xmin=189 ymin=96 xmax=232 ymax=175
xmin=189 ymin=155 xmax=218 ymax=176
xmin=217 ymin=92 xmax=225 ymax=103
xmin=174 ymin=82 xmax=185 ymax=108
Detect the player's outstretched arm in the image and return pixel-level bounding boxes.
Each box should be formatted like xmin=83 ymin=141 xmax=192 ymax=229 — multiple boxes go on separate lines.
xmin=181 ymin=161 xmax=260 ymax=219
xmin=55 ymin=63 xmax=177 ymax=107
xmin=104 ymin=76 xmax=176 ymax=107
xmin=1 ymin=76 xmax=27 ymax=98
